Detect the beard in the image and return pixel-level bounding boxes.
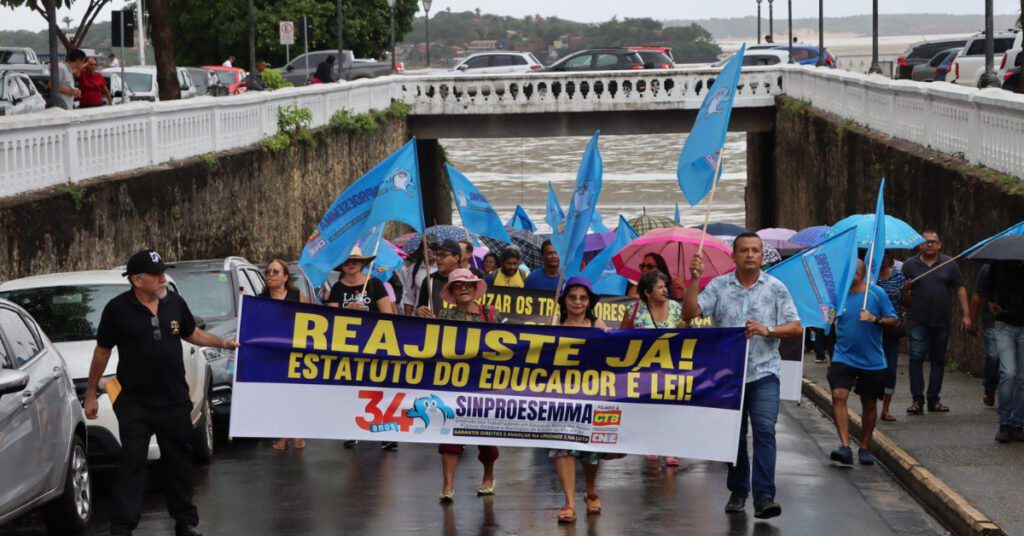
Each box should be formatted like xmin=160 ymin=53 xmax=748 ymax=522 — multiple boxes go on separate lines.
xmin=156 ymin=287 xmax=168 ymax=300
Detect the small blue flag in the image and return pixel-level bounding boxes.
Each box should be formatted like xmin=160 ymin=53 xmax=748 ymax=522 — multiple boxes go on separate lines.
xmin=590 ymin=209 xmax=611 ymax=233
xmin=557 ymin=132 xmax=603 ymax=279
xmin=506 ymin=205 xmax=537 ymax=233
xmin=674 ymin=203 xmax=681 ymax=224
xmin=447 ymin=164 xmax=511 ymax=243
xmin=299 ymin=139 xmax=424 ymax=288
xmin=582 ymin=215 xmax=638 ymax=295
xmin=677 ymin=44 xmax=746 ymax=206
xmin=545 ymin=181 xmax=565 ymax=231
xmin=766 ymin=227 xmax=858 ymax=334
xmin=866 ymin=178 xmax=886 ymax=285
xmin=357 ymin=225 xmax=404 ymax=283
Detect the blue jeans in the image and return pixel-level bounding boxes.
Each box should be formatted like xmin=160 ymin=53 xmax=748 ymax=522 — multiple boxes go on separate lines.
xmin=983 ymin=327 xmax=1000 ymax=394
xmin=727 ymin=375 xmax=779 ymax=503
xmin=994 ymin=322 xmax=1024 ymax=427
xmin=883 ymin=333 xmax=901 ymax=395
xmin=908 ymin=324 xmax=950 ymax=406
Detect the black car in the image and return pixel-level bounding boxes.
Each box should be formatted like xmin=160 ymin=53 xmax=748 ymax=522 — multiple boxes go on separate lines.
xmin=1003 ymin=67 xmax=1022 ymax=93
xmin=895 ymin=39 xmax=967 ymax=79
xmin=165 ymin=257 xmax=266 ymax=423
xmin=537 ymin=48 xmax=646 ymax=72
xmin=635 ymin=50 xmax=674 ymax=69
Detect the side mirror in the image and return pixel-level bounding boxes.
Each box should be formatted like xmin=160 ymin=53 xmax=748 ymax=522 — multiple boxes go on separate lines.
xmin=0 ymin=368 xmax=30 ymax=397
xmin=286 ymin=65 xmax=294 ymax=72
xmin=457 ymin=64 xmax=469 ymax=71
xmin=193 ymin=315 xmax=207 ymax=331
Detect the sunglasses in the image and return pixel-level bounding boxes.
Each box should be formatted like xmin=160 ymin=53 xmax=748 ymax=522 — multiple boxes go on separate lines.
xmin=151 ymin=316 xmax=161 ymax=341
xmin=639 ymin=263 xmax=658 ymax=270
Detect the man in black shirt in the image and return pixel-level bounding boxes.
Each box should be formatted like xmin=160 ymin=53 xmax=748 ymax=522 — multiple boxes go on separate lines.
xmin=984 ymin=261 xmax=1024 ymax=442
xmin=416 ymin=239 xmax=462 ymax=317
xmin=84 ymin=250 xmax=238 ymax=536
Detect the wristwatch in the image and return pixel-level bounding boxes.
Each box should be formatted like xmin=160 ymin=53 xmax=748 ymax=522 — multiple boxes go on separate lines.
xmin=873 ymin=317 xmax=882 ymax=326
xmin=766 ymin=326 xmax=775 ymax=337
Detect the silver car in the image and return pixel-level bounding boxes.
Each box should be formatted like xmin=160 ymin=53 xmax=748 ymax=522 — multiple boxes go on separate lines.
xmin=0 ymin=70 xmax=46 ymax=116
xmin=0 ymin=299 xmax=91 ymax=533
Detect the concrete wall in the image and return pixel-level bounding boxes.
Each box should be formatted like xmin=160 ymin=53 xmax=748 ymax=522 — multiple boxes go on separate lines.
xmin=0 ymin=118 xmax=413 ymax=281
xmin=753 ymin=96 xmax=1024 ymax=374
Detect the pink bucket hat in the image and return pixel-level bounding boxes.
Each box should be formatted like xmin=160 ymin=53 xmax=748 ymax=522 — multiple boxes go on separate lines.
xmin=440 ymin=268 xmax=487 ymax=304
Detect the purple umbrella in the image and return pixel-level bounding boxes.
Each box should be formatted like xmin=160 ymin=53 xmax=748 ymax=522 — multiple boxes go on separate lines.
xmin=757 ymin=228 xmax=804 ymax=250
xmin=790 ymin=225 xmax=831 ymax=247
xmin=583 ymin=231 xmax=616 ymax=263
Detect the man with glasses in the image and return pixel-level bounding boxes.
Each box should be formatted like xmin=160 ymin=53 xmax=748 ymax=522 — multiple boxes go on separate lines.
xmin=902 ymin=230 xmax=971 ymax=414
xmin=78 ymin=56 xmax=112 ymax=108
xmin=83 ymin=250 xmax=238 ymax=536
xmin=415 ymin=240 xmax=463 ymax=317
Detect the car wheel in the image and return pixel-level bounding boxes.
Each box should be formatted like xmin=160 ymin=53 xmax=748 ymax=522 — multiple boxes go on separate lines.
xmin=191 ymin=396 xmax=214 ymax=463
xmin=42 ymin=435 xmax=90 ymax=534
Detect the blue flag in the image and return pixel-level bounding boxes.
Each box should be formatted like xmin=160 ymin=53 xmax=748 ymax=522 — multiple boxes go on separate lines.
xmin=866 ymin=178 xmax=886 ymax=285
xmin=677 ymin=44 xmax=746 ymax=206
xmin=506 ymin=205 xmax=537 ymax=232
xmin=557 ymin=132 xmax=603 ymax=279
xmin=674 ymin=203 xmax=681 ymax=224
xmin=766 ymin=227 xmax=858 ymax=334
xmin=299 ymin=139 xmax=425 ymax=288
xmin=961 ymin=220 xmax=1024 ymax=256
xmin=545 ymin=181 xmax=565 ymax=231
xmin=357 ymin=225 xmax=404 ymax=283
xmin=590 ymin=209 xmax=611 ymax=233
xmin=447 ymin=164 xmax=511 ymax=243
xmin=582 ymin=215 xmax=638 ymax=295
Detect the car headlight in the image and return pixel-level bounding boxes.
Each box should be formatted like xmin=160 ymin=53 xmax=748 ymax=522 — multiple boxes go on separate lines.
xmin=200 ymin=347 xmax=234 ymax=362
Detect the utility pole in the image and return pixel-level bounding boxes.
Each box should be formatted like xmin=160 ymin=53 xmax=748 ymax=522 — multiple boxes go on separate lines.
xmin=869 ymin=0 xmax=881 ymax=73
xmin=768 ymin=0 xmax=774 ymax=39
xmin=45 ymin=0 xmax=61 ymax=108
xmin=137 ymin=0 xmax=146 ymax=65
xmin=757 ymin=0 xmax=762 ymax=44
xmin=337 ymin=0 xmax=345 ymax=62
xmin=247 ymin=0 xmax=255 ymax=72
xmin=787 ymin=0 xmax=793 ymax=63
xmin=816 ymin=0 xmax=825 ymax=67
xmin=981 ymin=0 xmax=999 ymax=87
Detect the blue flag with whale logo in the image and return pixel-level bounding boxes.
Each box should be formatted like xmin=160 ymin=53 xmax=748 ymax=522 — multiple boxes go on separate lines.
xmin=557 ymin=131 xmax=603 ymax=278
xmin=447 ymin=164 xmax=511 ymax=243
xmin=299 ymin=139 xmax=424 ymax=288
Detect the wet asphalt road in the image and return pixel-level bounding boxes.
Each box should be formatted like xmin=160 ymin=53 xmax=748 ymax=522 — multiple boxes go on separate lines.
xmin=3 ymin=400 xmax=945 ymax=536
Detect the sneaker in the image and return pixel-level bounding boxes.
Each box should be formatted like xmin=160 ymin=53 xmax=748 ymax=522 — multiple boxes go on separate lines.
xmin=830 ymin=445 xmax=853 ymax=465
xmin=724 ymin=491 xmax=747 ymax=513
xmin=754 ymin=499 xmax=782 ymax=519
xmin=1011 ymin=427 xmax=1024 ymax=442
xmin=815 ymin=357 xmax=825 ymax=364
xmin=381 ymin=441 xmax=398 ymax=450
xmin=343 ymin=440 xmax=359 ymax=449
xmin=983 ymin=392 xmax=995 ymax=407
xmin=995 ymin=425 xmax=1013 ymax=443
xmin=858 ymin=449 xmax=875 ymax=465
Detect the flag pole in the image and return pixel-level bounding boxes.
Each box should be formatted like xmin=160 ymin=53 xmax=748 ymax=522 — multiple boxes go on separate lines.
xmin=551 ymin=263 xmax=567 ymax=325
xmin=862 ymin=239 xmax=877 ymax=310
xmin=696 ymin=150 xmax=724 ymax=259
xmin=415 ymin=138 xmax=434 ymax=312
xmin=360 ymin=231 xmax=384 ymax=296
xmin=906 ymin=253 xmax=964 ymax=286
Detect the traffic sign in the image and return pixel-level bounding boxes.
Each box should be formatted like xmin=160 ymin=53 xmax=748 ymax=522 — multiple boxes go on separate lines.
xmin=279 ymin=21 xmax=295 ymax=46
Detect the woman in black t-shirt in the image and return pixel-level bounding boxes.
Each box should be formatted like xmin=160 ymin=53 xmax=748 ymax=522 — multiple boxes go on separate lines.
xmin=326 ymin=246 xmax=391 ymax=312
xmin=262 ymin=259 xmax=309 ymax=451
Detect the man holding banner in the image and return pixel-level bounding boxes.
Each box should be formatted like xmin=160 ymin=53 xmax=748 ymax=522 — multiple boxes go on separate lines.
xmin=683 ymin=233 xmax=801 ymax=519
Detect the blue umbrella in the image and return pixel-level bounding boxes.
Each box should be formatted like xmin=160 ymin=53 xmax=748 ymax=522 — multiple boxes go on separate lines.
xmin=821 ymin=214 xmax=924 ymax=249
xmin=694 ymin=222 xmax=749 ymax=236
xmin=790 ymin=225 xmax=830 ymax=246
xmin=400 ymin=225 xmax=471 ymax=255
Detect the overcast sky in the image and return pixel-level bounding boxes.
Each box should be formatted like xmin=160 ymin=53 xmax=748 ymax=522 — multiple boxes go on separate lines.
xmin=2 ymin=0 xmax=1019 ymax=32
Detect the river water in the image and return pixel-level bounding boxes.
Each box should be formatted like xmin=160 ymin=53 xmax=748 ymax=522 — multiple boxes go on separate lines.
xmin=443 ymin=132 xmax=748 ymax=233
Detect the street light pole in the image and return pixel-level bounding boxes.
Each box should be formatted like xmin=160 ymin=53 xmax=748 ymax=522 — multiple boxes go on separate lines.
xmin=756 ymin=0 xmax=762 ymax=44
xmin=768 ymin=0 xmax=774 ymax=40
xmin=423 ymin=0 xmax=432 ymax=67
xmin=45 ymin=0 xmax=60 ymax=108
xmin=337 ymin=0 xmax=344 ymax=62
xmin=981 ymin=0 xmax=998 ymax=87
xmin=787 ymin=0 xmax=793 ymax=63
xmin=247 ymin=0 xmax=255 ymax=73
xmin=816 ymin=0 xmax=825 ymax=67
xmin=869 ymin=0 xmax=881 ymax=73
xmin=387 ymin=0 xmax=396 ymax=72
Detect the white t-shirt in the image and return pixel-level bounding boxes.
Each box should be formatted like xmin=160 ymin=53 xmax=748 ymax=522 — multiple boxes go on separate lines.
xmin=222 ymin=60 xmax=233 ymax=67
xmin=109 ymin=58 xmax=120 ymax=68
xmin=56 ymin=62 xmax=75 ymax=110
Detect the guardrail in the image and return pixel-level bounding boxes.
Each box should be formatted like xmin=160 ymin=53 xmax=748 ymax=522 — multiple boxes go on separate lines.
xmin=782 ymin=67 xmax=1024 ymax=179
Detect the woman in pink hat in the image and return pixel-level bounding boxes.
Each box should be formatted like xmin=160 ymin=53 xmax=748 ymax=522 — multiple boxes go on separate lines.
xmin=435 ymin=269 xmax=504 ymax=502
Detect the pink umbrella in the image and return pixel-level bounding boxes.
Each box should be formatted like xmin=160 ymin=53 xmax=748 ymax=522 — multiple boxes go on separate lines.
xmin=613 ymin=228 xmax=735 ymax=288
xmin=756 ymin=228 xmax=803 ymax=250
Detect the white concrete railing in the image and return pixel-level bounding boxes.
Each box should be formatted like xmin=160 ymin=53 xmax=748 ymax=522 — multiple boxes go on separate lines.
xmin=782 ymin=67 xmax=1024 ymax=179
xmin=399 ymin=67 xmax=782 ymax=114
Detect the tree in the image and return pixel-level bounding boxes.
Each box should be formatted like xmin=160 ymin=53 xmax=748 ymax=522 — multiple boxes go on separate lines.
xmin=147 ymin=0 xmax=180 ymax=100
xmin=0 ymin=0 xmax=110 ymax=52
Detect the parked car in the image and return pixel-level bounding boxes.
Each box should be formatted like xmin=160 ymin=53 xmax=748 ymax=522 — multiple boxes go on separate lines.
xmin=625 ymin=46 xmax=675 ymax=64
xmin=948 ymin=30 xmax=1019 ymax=87
xmin=100 ymin=66 xmax=197 ymax=102
xmin=911 ymin=48 xmax=959 ymax=82
xmin=0 ymin=70 xmax=46 ymax=116
xmin=895 ymin=38 xmax=969 ymax=79
xmin=0 ymin=270 xmax=214 ymax=464
xmin=633 ymin=50 xmax=675 ymax=69
xmin=0 ymin=299 xmax=91 ymax=534
xmin=933 ymin=49 xmax=960 ymax=82
xmin=996 ymin=33 xmax=1023 ymax=83
xmin=445 ymin=52 xmax=543 ymax=74
xmin=0 ymin=46 xmax=49 ymax=95
xmin=280 ymin=50 xmax=395 ymax=86
xmin=183 ymin=67 xmax=219 ymax=96
xmin=202 ymin=65 xmax=247 ymax=95
xmin=1002 ymin=66 xmax=1021 ymax=92
xmin=713 ymin=49 xmax=789 ymax=67
xmin=164 ymin=257 xmax=265 ymax=422
xmin=784 ymin=45 xmax=836 ymax=67
xmin=538 ymin=48 xmax=645 ymax=72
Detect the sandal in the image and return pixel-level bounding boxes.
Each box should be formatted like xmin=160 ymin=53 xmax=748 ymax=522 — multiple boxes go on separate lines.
xmin=272 ymin=439 xmax=288 ymax=451
xmin=294 ymin=439 xmax=306 ymax=449
xmin=557 ymin=506 xmax=577 ymax=524
xmin=438 ymin=491 xmax=455 ymax=503
xmin=880 ymin=413 xmax=897 ymax=422
xmin=928 ymin=402 xmax=950 ymax=413
xmin=476 ymin=483 xmax=495 ymax=496
xmin=906 ymin=403 xmax=923 ymax=415
xmin=585 ymin=494 xmax=602 ymax=514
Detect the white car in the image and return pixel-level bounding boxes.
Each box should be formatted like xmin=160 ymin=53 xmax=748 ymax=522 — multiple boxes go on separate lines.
xmin=996 ymin=33 xmax=1023 ymax=86
xmin=446 ymin=52 xmax=543 ymax=74
xmin=100 ymin=66 xmax=197 ymax=102
xmin=0 ymin=70 xmax=45 ymax=116
xmin=0 ymin=270 xmax=214 ymax=464
xmin=712 ymin=49 xmax=789 ymax=67
xmin=0 ymin=299 xmax=91 ymax=534
xmin=948 ymin=30 xmax=1019 ymax=87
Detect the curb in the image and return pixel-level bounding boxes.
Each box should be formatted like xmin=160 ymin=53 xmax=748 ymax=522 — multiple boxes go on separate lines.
xmin=801 ymin=378 xmax=1004 ymax=536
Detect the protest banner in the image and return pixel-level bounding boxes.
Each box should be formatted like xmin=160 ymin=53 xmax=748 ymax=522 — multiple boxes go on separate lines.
xmin=230 ymin=297 xmax=749 ymax=462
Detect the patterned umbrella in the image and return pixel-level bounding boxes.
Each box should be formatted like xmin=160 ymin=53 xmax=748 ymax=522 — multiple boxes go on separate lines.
xmin=756 ymin=228 xmax=804 ymax=250
xmin=789 ymin=225 xmax=830 ymax=247
xmin=716 ymin=235 xmax=782 ymax=266
xmin=399 ymin=225 xmax=471 ymax=255
xmin=478 ymin=228 xmax=545 ymax=270
xmin=628 ymin=215 xmax=680 ymax=236
xmin=614 ymin=228 xmax=735 ymax=288
xmin=821 ymin=214 xmax=925 ymax=249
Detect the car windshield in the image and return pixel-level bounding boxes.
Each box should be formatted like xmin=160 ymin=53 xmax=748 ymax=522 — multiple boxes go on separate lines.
xmin=166 ymin=270 xmax=235 ymax=321
xmin=214 ymin=71 xmax=235 ymax=85
xmin=0 ymin=51 xmax=28 ymax=64
xmin=122 ymin=72 xmax=153 ymax=93
xmin=0 ymin=285 xmax=125 ymax=342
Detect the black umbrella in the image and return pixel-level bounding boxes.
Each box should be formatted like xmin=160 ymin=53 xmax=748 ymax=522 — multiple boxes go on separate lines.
xmin=694 ymin=222 xmax=749 ymax=236
xmin=965 ymin=234 xmax=1024 ymax=261
xmin=479 ymin=228 xmax=545 ymax=270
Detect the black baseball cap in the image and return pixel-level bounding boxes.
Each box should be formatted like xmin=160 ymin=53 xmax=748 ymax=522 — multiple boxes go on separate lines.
xmin=123 ymin=249 xmax=174 ymax=276
xmin=432 ymin=239 xmax=462 ymax=257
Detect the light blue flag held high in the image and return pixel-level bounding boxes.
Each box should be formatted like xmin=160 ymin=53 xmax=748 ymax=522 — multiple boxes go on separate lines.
xmin=447 ymin=164 xmax=511 ymax=243
xmin=865 ymin=178 xmax=887 ymax=287
xmin=506 ymin=205 xmax=537 ymax=233
xmin=766 ymin=227 xmax=859 ymax=334
xmin=357 ymin=225 xmax=404 ymax=283
xmin=545 ymin=181 xmax=565 ymax=231
xmin=582 ymin=215 xmax=639 ymax=295
xmin=590 ymin=209 xmax=611 ymax=233
xmin=676 ymin=43 xmax=746 ymax=206
xmin=299 ymin=138 xmax=425 ymax=288
xmin=557 ymin=131 xmax=603 ymax=279
xmin=674 ymin=203 xmax=681 ymax=224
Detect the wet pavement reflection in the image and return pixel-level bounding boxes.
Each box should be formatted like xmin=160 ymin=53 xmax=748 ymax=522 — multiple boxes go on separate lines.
xmin=2 ymin=400 xmax=943 ymax=535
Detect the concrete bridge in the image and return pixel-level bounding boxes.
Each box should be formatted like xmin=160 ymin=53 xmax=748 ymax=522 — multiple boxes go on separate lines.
xmin=2 ymin=65 xmax=1022 ymax=200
